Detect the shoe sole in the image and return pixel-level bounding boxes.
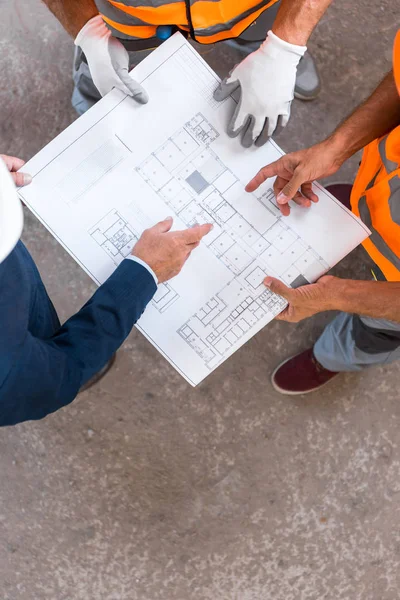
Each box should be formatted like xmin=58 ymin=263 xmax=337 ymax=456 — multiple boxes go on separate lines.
xmin=270 ymin=354 xmax=338 ymax=396
xmin=294 ymin=90 xmax=320 ymax=101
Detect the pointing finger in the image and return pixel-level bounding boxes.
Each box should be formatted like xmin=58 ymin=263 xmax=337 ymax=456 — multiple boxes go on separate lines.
xmin=181 ymin=223 xmax=213 ymax=244
xmin=245 ymin=160 xmax=282 ymax=193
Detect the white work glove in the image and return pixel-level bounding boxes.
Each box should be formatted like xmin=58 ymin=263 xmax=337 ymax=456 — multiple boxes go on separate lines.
xmin=214 ymin=30 xmax=306 ymax=148
xmin=75 ymin=15 xmax=148 ymax=103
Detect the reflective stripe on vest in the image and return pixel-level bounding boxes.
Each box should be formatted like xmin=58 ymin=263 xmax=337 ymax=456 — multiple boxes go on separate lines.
xmin=350 ymin=31 xmax=400 ymax=281
xmin=95 ymin=0 xmax=278 ymax=42
xmin=351 ymin=129 xmax=400 ymax=281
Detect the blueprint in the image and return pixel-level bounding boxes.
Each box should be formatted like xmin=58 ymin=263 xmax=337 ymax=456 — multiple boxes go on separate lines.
xmin=18 ymin=33 xmax=370 ymax=385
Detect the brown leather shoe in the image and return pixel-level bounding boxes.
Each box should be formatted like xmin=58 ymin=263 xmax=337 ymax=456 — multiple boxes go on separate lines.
xmin=271 ymin=348 xmax=339 ymax=395
xmin=79 ymin=354 xmax=117 ymax=393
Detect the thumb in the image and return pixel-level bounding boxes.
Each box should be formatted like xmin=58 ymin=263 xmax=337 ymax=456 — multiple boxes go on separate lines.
xmin=152 ymin=216 xmax=173 ymax=234
xmin=277 ymin=168 xmax=306 ymax=205
xmin=107 ymin=37 xmax=148 ymax=104
xmin=12 ymin=171 xmax=32 ymax=187
xmin=264 ymin=276 xmax=292 ymax=300
xmin=116 ymin=68 xmax=149 ymax=104
xmin=213 ymin=75 xmax=240 ymax=102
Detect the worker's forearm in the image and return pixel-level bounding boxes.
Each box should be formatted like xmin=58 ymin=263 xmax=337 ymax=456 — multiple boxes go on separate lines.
xmin=328 ymin=278 xmax=400 ymax=323
xmin=328 ymin=71 xmax=400 ymax=162
xmin=272 ymin=0 xmax=333 ymax=45
xmin=41 ymin=0 xmax=98 ymax=37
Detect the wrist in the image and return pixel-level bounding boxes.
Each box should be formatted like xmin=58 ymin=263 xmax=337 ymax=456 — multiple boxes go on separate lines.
xmin=328 ymin=129 xmax=359 ymax=163
xmin=320 ymin=135 xmax=350 ymax=170
xmin=317 ymin=276 xmax=349 ymax=311
xmin=271 ymin=24 xmax=309 ymax=47
xmin=75 ymin=14 xmax=107 ymax=47
xmin=128 ymin=255 xmax=158 ymax=285
xmin=263 ymin=30 xmax=307 ymax=58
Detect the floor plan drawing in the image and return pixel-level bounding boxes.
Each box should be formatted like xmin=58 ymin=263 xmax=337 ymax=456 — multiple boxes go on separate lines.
xmin=136 ymin=113 xmax=330 ymax=284
xmin=89 ymin=210 xmax=179 ymax=313
xmin=89 ymin=210 xmax=138 ymax=265
xmin=152 ymin=282 xmax=179 ymax=313
xmin=136 ymin=113 xmax=333 ymax=369
xmin=178 ymin=279 xmax=287 ymax=370
xmin=19 ymin=33 xmax=370 ymax=385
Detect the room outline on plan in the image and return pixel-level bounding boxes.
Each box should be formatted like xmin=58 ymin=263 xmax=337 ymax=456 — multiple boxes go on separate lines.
xmin=89 ymin=209 xmax=179 ymax=313
xmin=17 ymin=33 xmax=370 ymax=385
xmin=135 ymin=112 xmax=330 ymax=370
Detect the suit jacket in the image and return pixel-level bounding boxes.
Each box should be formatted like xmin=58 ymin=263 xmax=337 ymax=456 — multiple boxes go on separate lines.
xmin=0 ymin=242 xmax=156 ymax=426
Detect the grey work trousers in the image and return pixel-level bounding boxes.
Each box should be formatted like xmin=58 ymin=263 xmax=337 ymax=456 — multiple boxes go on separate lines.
xmin=314 ymin=313 xmax=400 ymax=372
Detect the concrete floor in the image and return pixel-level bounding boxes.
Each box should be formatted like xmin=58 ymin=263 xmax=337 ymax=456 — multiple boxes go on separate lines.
xmin=1 ymin=1 xmax=400 ymax=599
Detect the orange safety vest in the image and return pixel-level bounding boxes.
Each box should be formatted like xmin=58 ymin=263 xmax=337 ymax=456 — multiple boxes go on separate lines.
xmin=351 ymin=31 xmax=400 ymax=281
xmin=95 ymin=0 xmax=278 ymax=44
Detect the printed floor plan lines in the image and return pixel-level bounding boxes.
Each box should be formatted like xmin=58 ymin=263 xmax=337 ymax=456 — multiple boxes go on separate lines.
xmin=89 ymin=210 xmax=179 ymax=313
xmin=89 ymin=209 xmax=138 ymax=265
xmin=152 ymin=282 xmax=179 ymax=313
xmin=19 ymin=34 xmax=370 ymax=384
xmin=173 ymin=46 xmax=222 ymax=109
xmin=178 ymin=282 xmax=287 ymax=370
xmin=185 ymin=113 xmax=219 ymax=145
xmin=136 ymin=113 xmax=331 ymax=286
xmin=135 ymin=112 xmax=335 ymax=367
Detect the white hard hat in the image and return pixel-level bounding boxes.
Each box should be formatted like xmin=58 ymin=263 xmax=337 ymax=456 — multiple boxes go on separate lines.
xmin=0 ymin=157 xmax=24 ymax=264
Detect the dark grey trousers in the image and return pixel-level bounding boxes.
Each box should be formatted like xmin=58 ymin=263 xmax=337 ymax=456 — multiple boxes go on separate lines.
xmin=314 ymin=313 xmax=400 ymax=372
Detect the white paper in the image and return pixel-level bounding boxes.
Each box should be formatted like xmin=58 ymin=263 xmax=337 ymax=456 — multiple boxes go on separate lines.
xmin=19 ymin=34 xmax=370 ymax=386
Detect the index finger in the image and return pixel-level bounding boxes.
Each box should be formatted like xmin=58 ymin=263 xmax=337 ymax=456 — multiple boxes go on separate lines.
xmin=245 ymin=160 xmax=281 ymax=193
xmin=179 ymin=223 xmax=213 ymax=244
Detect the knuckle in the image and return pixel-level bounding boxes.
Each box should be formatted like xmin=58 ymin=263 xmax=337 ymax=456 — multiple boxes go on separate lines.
xmin=294 ymin=165 xmax=305 ymax=179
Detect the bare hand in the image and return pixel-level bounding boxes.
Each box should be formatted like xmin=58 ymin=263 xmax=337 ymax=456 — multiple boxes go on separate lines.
xmin=132 ymin=217 xmax=213 ymax=283
xmin=245 ymin=139 xmax=345 ymax=216
xmin=0 ymin=155 xmax=32 ymax=187
xmin=265 ymin=274 xmax=339 ymax=322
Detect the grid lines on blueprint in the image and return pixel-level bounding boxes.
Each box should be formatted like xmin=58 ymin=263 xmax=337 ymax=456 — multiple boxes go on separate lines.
xmin=136 ymin=113 xmax=330 ymax=370
xmin=89 ymin=209 xmax=179 ymax=313
xmin=172 ymin=46 xmax=221 ymax=109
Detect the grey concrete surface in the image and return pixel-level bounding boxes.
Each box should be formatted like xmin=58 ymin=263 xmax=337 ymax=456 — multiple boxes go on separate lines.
xmin=1 ymin=1 xmax=400 ymax=599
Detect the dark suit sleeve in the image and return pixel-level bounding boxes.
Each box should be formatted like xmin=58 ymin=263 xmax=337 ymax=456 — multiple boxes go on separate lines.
xmin=0 ymin=259 xmax=157 ymax=426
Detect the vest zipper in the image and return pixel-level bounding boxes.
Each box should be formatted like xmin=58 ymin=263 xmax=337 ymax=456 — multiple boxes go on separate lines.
xmin=184 ymin=0 xmax=196 ymax=41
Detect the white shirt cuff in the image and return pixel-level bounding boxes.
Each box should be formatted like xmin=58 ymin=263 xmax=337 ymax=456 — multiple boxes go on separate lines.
xmin=126 ymin=255 xmax=158 ymax=285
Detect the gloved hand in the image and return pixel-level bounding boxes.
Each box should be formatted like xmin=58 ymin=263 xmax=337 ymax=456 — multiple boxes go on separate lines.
xmin=75 ymin=15 xmax=148 ymax=103
xmin=214 ymin=31 xmax=306 ymax=148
